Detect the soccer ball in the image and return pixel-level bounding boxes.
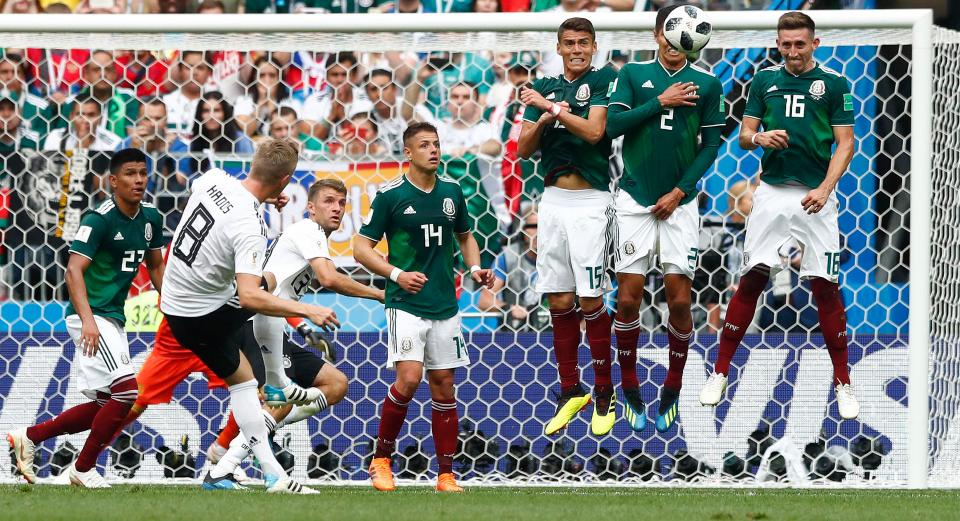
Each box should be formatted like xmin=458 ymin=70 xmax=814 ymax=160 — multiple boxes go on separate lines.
xmin=663 ymin=5 xmax=713 ymax=55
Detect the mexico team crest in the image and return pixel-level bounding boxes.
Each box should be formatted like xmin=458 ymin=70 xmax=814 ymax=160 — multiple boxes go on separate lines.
xmin=623 ymin=241 xmax=636 ymax=256
xmin=442 ymin=198 xmax=456 ymax=217
xmin=809 ymin=79 xmax=826 ymax=98
xmin=576 ymin=84 xmax=591 ymax=101
xmin=144 ymin=222 xmax=153 ymax=242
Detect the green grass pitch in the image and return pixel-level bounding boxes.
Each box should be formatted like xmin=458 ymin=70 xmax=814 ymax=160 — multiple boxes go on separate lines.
xmin=1 ymin=485 xmax=957 ymax=521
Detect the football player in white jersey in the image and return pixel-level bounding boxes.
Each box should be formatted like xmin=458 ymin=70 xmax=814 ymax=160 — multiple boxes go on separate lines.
xmin=161 ymin=138 xmax=337 ymax=494
xmin=206 ymin=177 xmax=385 ymax=481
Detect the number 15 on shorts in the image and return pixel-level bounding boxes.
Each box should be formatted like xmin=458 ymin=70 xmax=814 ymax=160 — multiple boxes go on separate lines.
xmin=585 ymin=265 xmax=603 ymax=290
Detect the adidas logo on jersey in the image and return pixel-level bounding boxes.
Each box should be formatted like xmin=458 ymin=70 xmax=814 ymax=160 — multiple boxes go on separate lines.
xmin=642 ymin=80 xmax=654 ymax=88
xmin=403 ymin=206 xmax=417 ymax=215
xmin=114 ymin=232 xmax=124 ymax=241
xmin=767 ymin=85 xmax=779 ymax=93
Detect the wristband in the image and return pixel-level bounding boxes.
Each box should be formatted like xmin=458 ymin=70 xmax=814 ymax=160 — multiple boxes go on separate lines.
xmin=470 ymin=265 xmax=481 ymax=274
xmin=751 ymin=132 xmax=760 ymax=146
xmin=549 ymin=103 xmax=562 ymax=117
xmin=389 ymin=267 xmax=403 ymax=283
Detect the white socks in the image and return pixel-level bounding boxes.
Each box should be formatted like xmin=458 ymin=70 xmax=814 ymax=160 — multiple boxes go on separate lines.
xmin=253 ymin=314 xmax=289 ymax=389
xmin=219 ymin=380 xmax=285 ymax=479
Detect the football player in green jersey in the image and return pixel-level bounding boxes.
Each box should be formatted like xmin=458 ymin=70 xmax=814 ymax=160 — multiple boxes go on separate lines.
xmin=517 ymin=17 xmax=620 ymax=437
xmin=699 ymin=11 xmax=859 ymax=420
xmin=354 ymin=122 xmax=494 ymax=493
xmin=8 ymin=149 xmax=166 ymax=488
xmin=607 ymin=4 xmax=726 ymax=434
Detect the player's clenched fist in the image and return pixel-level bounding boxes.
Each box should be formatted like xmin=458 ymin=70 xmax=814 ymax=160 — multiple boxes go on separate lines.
xmin=755 ymin=129 xmax=790 ymax=150
xmin=398 ymin=271 xmax=428 ymax=294
xmin=471 ymin=268 xmax=495 ymax=289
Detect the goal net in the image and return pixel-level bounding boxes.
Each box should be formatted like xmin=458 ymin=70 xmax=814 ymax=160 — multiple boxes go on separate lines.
xmin=0 ymin=10 xmax=956 ymax=488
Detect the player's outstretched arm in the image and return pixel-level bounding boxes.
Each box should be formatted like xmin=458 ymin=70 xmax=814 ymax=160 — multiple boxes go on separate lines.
xmin=65 ymin=253 xmax=100 ymax=357
xmin=456 ymin=231 xmax=495 ymax=289
xmin=144 ymin=248 xmax=165 ymax=294
xmin=235 ymin=273 xmax=340 ymax=330
xmin=309 ymin=256 xmax=385 ymax=302
xmin=802 ymin=125 xmax=855 ymax=214
xmin=353 ymin=234 xmax=427 ymax=294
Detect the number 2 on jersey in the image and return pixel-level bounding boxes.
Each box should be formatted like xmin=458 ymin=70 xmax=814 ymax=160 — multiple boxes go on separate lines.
xmin=661 ymin=108 xmax=674 ymax=130
xmin=421 ymin=223 xmax=443 ymax=247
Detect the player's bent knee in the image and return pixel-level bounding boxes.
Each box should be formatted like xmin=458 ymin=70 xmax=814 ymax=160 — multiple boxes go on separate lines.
xmin=547 ymin=292 xmax=576 ymax=311
xmin=316 ymin=367 xmax=348 ymax=404
xmin=579 ymin=296 xmax=605 ymax=314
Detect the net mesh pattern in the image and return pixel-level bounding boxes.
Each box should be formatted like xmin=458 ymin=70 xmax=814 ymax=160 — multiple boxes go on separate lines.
xmin=0 ymin=21 xmax=954 ymax=487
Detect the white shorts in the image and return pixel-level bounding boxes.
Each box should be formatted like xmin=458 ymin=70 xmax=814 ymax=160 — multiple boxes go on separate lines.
xmin=66 ymin=314 xmax=134 ymax=400
xmin=742 ymin=182 xmax=841 ymax=282
xmin=614 ymin=191 xmax=700 ymax=279
xmin=385 ymin=308 xmax=469 ymax=371
xmin=535 ymin=186 xmax=614 ymax=297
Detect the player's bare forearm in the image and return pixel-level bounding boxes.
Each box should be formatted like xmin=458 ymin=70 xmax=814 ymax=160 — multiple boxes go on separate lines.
xmin=557 ymin=106 xmax=607 ymax=144
xmin=819 ymin=126 xmax=856 ymax=193
xmin=517 ymin=120 xmax=545 ymax=159
xmin=353 ymin=235 xmax=396 ymax=280
xmin=65 ymin=254 xmax=95 ymax=324
xmin=456 ymin=232 xmax=483 ymax=269
xmin=145 ymin=249 xmax=165 ymax=293
xmin=236 ymin=274 xmax=319 ymax=318
xmin=739 ymin=117 xmax=762 ymax=150
xmin=311 ymin=257 xmax=383 ymax=301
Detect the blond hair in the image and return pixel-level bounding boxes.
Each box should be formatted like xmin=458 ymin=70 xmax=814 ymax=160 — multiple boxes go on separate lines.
xmin=250 ymin=138 xmax=299 ymax=183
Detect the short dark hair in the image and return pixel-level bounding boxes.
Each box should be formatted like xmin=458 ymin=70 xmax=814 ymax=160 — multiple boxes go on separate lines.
xmin=308 ymin=178 xmax=347 ymax=200
xmin=655 ymin=4 xmax=686 ymax=35
xmin=778 ymin=11 xmax=816 ymax=35
xmin=73 ymin=94 xmax=102 ymax=116
xmin=557 ymin=17 xmax=595 ymax=43
xmin=449 ymin=81 xmax=479 ymax=99
xmin=402 ymin=122 xmax=439 ymax=146
xmin=110 ymin=148 xmax=148 ymax=175
xmin=365 ymin=68 xmax=394 ymax=83
xmin=326 ymin=52 xmax=358 ymax=69
xmin=275 ymin=106 xmax=298 ymax=120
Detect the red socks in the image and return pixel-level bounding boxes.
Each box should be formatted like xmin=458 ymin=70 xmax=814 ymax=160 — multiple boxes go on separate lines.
xmin=216 ymin=413 xmax=241 ymax=450
xmin=614 ymin=315 xmax=641 ymax=390
xmin=75 ymin=375 xmax=138 ymax=472
xmin=715 ymin=268 xmax=769 ymax=375
xmin=664 ymin=321 xmax=693 ymax=391
xmin=583 ymin=305 xmax=612 ymax=389
xmin=26 ymin=398 xmax=105 ymax=444
xmin=375 ymin=385 xmax=412 ymax=459
xmin=431 ymin=398 xmax=458 ymax=475
xmin=810 ymin=278 xmax=851 ymax=385
xmin=550 ymin=306 xmax=582 ymax=393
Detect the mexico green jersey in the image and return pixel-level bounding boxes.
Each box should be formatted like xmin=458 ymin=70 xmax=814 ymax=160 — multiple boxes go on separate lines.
xmin=66 ymin=198 xmax=165 ymax=322
xmin=358 ymin=175 xmax=471 ymax=320
xmin=610 ymin=59 xmax=725 ymax=206
xmin=744 ymin=62 xmax=855 ymax=188
xmin=522 ymin=66 xmax=618 ymax=192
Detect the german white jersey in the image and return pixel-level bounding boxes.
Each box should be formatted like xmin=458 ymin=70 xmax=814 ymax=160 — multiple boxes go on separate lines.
xmin=263 ymin=218 xmax=331 ymax=300
xmin=160 ymin=169 xmax=267 ymax=317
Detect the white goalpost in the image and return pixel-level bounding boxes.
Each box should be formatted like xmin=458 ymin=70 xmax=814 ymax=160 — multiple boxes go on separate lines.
xmin=0 ymin=10 xmax=955 ymax=489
